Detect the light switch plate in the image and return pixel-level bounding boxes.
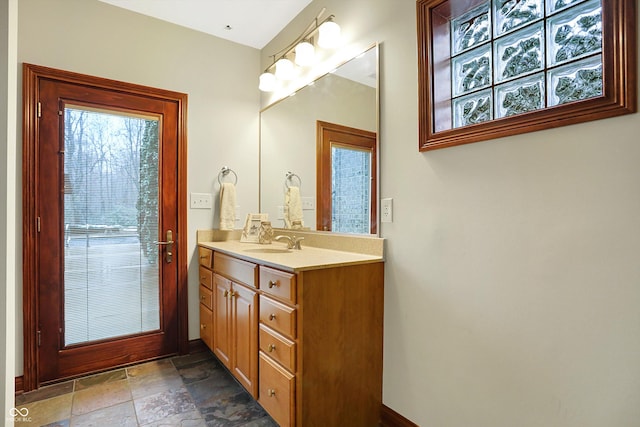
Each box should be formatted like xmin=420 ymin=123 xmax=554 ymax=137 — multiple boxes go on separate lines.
xmin=190 ymin=192 xmax=212 ymax=209
xmin=302 ymin=197 xmax=315 ymax=210
xmin=381 ymin=198 xmax=393 ymax=223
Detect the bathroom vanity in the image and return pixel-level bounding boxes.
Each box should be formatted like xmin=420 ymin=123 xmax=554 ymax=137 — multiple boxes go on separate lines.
xmin=197 ymin=230 xmax=384 ymax=427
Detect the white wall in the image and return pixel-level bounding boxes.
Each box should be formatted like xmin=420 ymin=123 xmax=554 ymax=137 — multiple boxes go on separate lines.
xmin=15 ymin=0 xmax=260 ymax=375
xmin=2 ymin=0 xmax=18 ymax=420
xmin=263 ymin=0 xmax=640 ymax=425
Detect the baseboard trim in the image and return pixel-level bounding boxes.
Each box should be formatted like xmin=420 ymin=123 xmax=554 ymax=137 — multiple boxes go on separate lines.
xmin=381 ymin=405 xmax=419 ymax=427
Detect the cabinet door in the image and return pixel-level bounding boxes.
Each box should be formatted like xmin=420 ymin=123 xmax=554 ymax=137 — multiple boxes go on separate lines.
xmin=232 ymin=283 xmax=258 ymax=398
xmin=213 ymin=274 xmax=232 ymax=368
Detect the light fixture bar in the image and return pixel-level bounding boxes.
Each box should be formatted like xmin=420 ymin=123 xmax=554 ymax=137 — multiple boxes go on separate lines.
xmin=259 ymin=9 xmax=341 ymax=92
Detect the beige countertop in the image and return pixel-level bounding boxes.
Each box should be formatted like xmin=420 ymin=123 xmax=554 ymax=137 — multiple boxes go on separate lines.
xmin=198 ymin=239 xmax=384 ymax=273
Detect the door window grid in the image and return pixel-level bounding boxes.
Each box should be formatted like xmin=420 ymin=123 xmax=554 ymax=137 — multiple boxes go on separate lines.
xmin=449 ymin=0 xmax=602 ymax=128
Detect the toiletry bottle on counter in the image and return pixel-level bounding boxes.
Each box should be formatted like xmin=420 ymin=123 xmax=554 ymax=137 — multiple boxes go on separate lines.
xmin=258 ymin=221 xmax=274 ymax=244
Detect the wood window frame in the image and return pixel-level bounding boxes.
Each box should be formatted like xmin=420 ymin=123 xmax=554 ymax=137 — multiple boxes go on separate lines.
xmin=417 ymin=0 xmax=637 ymax=151
xmin=316 ymin=121 xmax=378 ymax=234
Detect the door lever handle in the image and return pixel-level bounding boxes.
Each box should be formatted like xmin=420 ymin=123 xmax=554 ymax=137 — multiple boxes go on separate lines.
xmin=153 ymin=230 xmax=174 ymax=263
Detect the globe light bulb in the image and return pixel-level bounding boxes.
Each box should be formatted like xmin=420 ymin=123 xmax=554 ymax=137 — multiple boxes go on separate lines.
xmin=295 ymin=41 xmax=315 ymax=66
xmin=259 ymin=72 xmax=276 ymax=92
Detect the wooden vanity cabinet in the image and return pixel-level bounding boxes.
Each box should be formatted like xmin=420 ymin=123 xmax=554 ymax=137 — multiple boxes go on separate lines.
xmin=198 ymin=244 xmax=384 ymax=426
xmin=212 ymin=252 xmax=259 ymax=398
xmin=258 ymin=262 xmax=384 ymax=427
xmin=198 ymin=247 xmax=214 ymax=350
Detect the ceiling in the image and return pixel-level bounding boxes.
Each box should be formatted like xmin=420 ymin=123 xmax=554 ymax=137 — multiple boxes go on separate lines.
xmin=98 ymin=0 xmax=313 ymax=49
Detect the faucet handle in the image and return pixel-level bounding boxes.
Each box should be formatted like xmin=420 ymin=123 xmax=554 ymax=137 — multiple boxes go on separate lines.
xmin=292 ymin=236 xmax=304 ymax=250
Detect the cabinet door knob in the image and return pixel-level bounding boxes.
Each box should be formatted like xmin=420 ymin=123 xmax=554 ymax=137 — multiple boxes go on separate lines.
xmin=268 ymin=280 xmax=277 ymax=288
xmin=268 ymin=344 xmax=276 ymax=352
xmin=269 ymin=313 xmax=276 ymax=321
xmin=200 ymin=295 xmax=205 ymax=300
xmin=223 ymin=290 xmax=229 ymax=298
xmin=200 ymin=324 xmax=206 ymax=329
xmin=268 ymin=388 xmax=276 ymax=397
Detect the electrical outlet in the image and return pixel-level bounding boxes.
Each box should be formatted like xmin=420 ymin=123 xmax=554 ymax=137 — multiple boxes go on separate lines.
xmin=381 ymin=198 xmax=393 ymax=223
xmin=190 ymin=192 xmax=212 ymax=209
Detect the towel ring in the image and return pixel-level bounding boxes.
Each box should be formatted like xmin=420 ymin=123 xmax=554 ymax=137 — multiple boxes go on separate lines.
xmin=218 ymin=166 xmax=238 ymax=186
xmin=285 ymin=171 xmax=302 ymax=189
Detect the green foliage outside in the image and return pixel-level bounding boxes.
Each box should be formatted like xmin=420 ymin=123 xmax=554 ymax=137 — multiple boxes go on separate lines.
xmin=137 ymin=121 xmax=159 ymax=264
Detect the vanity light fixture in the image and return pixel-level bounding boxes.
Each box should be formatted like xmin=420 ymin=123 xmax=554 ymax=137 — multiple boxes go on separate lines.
xmin=259 ymin=9 xmax=341 ymax=92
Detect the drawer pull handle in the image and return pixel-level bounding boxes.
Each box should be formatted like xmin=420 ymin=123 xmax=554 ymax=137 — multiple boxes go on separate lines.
xmin=268 ymin=388 xmax=276 ymax=397
xmin=199 ymin=255 xmax=207 ymax=259
xmin=268 ymin=344 xmax=276 ymax=352
xmin=269 ymin=313 xmax=277 ymax=321
xmin=268 ymin=280 xmax=277 ymax=288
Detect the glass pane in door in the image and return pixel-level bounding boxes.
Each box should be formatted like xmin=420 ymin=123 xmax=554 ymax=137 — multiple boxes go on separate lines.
xmin=331 ymin=145 xmax=371 ymax=234
xmin=63 ymin=105 xmax=160 ymax=346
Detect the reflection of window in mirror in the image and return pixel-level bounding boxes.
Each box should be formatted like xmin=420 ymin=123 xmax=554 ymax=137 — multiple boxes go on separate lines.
xmin=416 ymin=0 xmax=636 ymax=151
xmin=317 ymin=121 xmax=377 ymax=234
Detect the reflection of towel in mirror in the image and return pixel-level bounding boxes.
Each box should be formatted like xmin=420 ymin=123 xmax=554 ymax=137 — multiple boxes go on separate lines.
xmin=219 ymin=182 xmax=236 ymax=230
xmin=284 ymin=186 xmax=303 ymax=229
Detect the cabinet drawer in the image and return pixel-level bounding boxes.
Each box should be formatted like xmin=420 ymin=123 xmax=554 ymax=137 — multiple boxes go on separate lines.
xmin=260 ymin=296 xmax=296 ymax=339
xmin=259 ymin=324 xmax=296 ymax=372
xmin=199 ymin=266 xmax=213 ymax=290
xmin=260 ymin=266 xmax=296 ymax=304
xmin=259 ymin=352 xmax=295 ymax=427
xmin=199 ymin=284 xmax=212 ymax=310
xmin=199 ymin=304 xmax=212 ymax=350
xmin=214 ymin=252 xmax=257 ymax=288
xmin=198 ymin=246 xmax=213 ymax=268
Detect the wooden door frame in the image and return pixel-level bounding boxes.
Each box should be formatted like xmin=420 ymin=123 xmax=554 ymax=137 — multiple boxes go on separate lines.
xmin=22 ymin=63 xmax=189 ymax=391
xmin=316 ymin=120 xmax=378 ymax=234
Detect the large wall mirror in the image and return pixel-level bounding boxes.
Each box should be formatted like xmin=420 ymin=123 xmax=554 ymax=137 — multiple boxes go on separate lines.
xmin=260 ymin=44 xmax=379 ymax=235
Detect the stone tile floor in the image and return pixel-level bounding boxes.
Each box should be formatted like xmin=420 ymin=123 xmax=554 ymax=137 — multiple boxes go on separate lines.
xmin=14 ymin=350 xmax=277 ymax=427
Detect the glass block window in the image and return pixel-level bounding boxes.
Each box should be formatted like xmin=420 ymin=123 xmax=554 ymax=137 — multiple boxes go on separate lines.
xmin=450 ymin=0 xmax=602 ymax=128
xmin=417 ymin=0 xmax=636 ymax=151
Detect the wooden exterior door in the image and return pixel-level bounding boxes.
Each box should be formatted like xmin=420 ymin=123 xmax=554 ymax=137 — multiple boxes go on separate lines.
xmin=22 ymin=64 xmax=188 ymax=389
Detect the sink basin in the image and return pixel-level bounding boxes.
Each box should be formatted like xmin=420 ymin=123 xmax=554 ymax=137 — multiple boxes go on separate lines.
xmin=243 ymin=248 xmax=292 ymax=254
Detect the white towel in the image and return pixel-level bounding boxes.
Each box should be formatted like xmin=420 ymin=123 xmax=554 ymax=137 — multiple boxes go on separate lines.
xmin=284 ymin=186 xmax=303 ymax=229
xmin=219 ymin=182 xmax=236 ymax=230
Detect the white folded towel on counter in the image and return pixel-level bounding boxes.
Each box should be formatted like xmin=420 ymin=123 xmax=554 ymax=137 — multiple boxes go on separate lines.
xmin=284 ymin=186 xmax=304 ymax=229
xmin=219 ymin=182 xmax=236 ymax=230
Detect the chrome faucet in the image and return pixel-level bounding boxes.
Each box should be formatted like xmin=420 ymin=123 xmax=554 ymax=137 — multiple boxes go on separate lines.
xmin=275 ymin=235 xmax=304 ymax=250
